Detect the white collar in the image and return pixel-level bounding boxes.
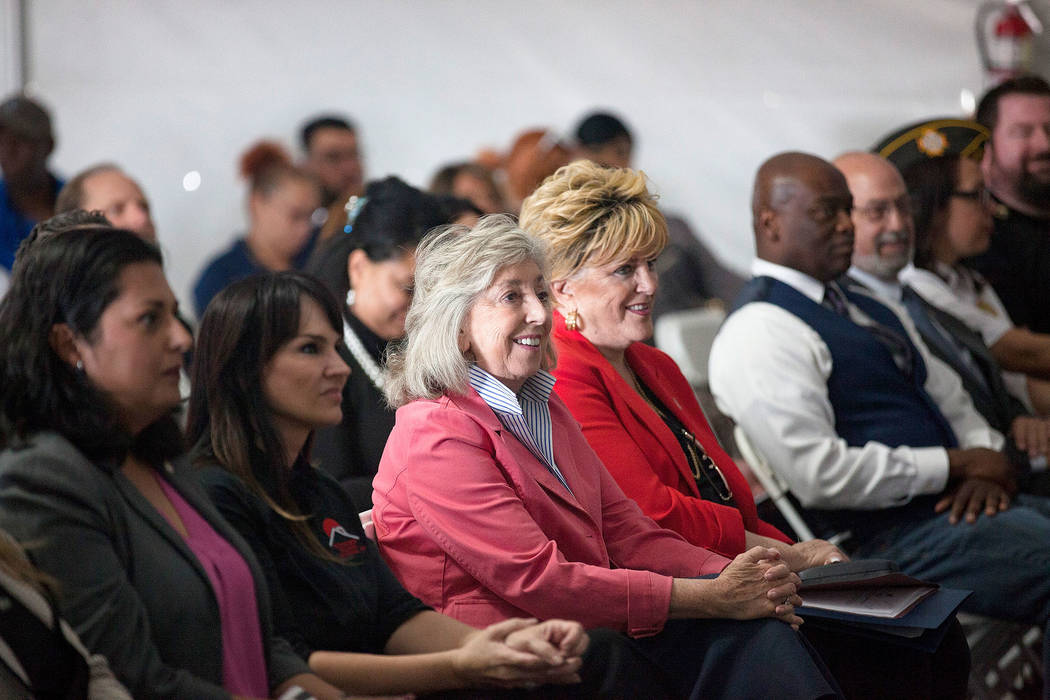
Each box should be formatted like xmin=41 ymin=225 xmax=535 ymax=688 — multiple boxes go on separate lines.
xmin=847 ymin=265 xmax=904 ymax=302
xmin=751 ymin=258 xmax=826 ymax=304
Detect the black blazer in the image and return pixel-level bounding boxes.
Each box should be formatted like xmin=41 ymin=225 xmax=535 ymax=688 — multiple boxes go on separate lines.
xmin=0 ymin=432 xmax=308 ymax=699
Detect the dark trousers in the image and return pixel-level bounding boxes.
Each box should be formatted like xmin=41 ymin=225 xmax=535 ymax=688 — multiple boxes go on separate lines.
xmin=803 ymin=618 xmax=970 ymax=700
xmin=426 ymin=619 xmax=842 ymax=699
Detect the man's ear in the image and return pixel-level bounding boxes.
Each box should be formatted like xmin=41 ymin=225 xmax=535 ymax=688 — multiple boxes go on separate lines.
xmin=756 ymin=207 xmax=780 ymax=244
xmin=48 ymin=323 xmax=81 ymax=367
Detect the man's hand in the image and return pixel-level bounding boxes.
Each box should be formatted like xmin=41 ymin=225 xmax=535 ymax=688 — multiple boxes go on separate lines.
xmin=935 ymin=477 xmax=1011 ymax=524
xmin=947 ymin=447 xmax=1016 ymax=491
xmin=786 ymin=539 xmax=848 ymax=571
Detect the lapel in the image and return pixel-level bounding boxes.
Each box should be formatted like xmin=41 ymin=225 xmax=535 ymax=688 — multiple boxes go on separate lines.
xmin=602 ymin=341 xmax=701 ymax=498
xmin=448 ymin=389 xmax=593 ymax=518
xmin=112 ymin=459 xmax=244 ymax=595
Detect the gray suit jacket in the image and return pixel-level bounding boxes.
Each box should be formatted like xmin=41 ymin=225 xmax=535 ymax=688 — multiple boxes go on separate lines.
xmin=0 ymin=432 xmax=308 ymax=699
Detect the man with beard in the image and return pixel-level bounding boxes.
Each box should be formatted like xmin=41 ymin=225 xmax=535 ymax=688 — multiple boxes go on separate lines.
xmin=969 ymin=75 xmax=1050 ymax=334
xmin=710 ymin=152 xmax=1050 ymax=687
xmin=835 ymin=150 xmax=1050 ymax=482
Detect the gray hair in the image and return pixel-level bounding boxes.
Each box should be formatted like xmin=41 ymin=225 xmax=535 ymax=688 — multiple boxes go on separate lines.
xmin=385 ymin=214 xmax=552 ymax=407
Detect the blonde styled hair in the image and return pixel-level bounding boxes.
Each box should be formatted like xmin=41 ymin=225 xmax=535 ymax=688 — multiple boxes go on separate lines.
xmin=519 ymin=160 xmax=668 ymax=281
xmin=384 ymin=214 xmax=554 ymax=407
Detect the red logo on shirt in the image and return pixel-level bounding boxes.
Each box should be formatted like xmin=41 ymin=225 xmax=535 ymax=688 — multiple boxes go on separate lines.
xmin=322 ymin=518 xmax=366 ymax=558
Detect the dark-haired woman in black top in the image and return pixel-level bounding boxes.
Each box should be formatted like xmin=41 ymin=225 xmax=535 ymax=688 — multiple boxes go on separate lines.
xmin=306 ymin=176 xmax=452 ymax=506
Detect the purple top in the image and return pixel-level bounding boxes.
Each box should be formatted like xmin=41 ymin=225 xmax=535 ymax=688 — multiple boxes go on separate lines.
xmin=156 ymin=476 xmax=269 ymax=696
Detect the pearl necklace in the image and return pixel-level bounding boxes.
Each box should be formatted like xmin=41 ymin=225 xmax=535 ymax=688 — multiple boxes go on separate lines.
xmin=342 ymin=318 xmax=388 ymax=391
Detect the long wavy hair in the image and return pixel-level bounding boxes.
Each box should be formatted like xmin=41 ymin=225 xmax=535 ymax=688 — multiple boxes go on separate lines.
xmin=0 ymin=226 xmax=182 ymax=467
xmin=186 ymin=271 xmax=347 ymax=562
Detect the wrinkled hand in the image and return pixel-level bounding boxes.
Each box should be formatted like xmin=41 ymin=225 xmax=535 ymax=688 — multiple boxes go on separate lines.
xmin=1011 ymin=416 xmax=1050 ymax=459
xmin=935 ymin=477 xmax=1011 ymax=524
xmin=711 ymin=547 xmax=803 ymax=628
xmin=453 ymin=618 xmax=584 ymax=689
xmin=787 ymin=539 xmax=848 ymax=571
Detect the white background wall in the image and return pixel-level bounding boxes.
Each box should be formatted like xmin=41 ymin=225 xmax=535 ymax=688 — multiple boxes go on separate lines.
xmin=13 ymin=0 xmax=1046 ymax=315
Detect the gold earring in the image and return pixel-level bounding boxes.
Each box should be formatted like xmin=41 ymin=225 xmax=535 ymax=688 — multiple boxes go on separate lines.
xmin=565 ymin=309 xmax=580 ymax=332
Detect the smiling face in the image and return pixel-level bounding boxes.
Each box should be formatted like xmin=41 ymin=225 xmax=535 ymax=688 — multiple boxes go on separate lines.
xmin=986 ymin=93 xmax=1050 ymax=208
xmin=347 ymin=248 xmax=416 ymax=340
xmin=71 ymin=262 xmax=192 ymax=434
xmin=262 ymin=296 xmax=350 ymax=447
xmin=839 ymin=154 xmax=914 ymax=281
xmin=554 ymin=254 xmax=657 ymax=359
xmin=460 ymin=259 xmax=551 ymax=393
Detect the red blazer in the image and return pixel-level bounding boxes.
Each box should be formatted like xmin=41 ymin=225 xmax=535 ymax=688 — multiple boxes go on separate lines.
xmin=551 ymin=313 xmax=791 ymax=558
xmin=372 ymin=387 xmax=729 ymax=637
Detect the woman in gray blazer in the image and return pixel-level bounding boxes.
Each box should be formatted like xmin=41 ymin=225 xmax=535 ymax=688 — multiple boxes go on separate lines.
xmin=0 ymin=225 xmax=342 ymax=699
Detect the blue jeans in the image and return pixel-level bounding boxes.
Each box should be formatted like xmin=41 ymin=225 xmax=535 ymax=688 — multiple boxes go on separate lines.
xmin=851 ymin=493 xmax=1050 ymax=698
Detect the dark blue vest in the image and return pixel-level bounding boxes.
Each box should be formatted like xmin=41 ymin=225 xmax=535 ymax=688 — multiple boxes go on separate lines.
xmin=731 ymin=276 xmax=951 ymax=540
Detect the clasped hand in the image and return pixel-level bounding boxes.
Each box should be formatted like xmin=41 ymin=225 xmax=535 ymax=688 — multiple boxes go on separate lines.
xmin=453 ymin=617 xmax=587 ymax=689
xmin=714 ymin=547 xmax=804 ymax=629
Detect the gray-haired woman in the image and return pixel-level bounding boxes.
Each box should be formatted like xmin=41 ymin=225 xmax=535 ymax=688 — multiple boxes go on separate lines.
xmin=373 ymin=215 xmax=842 ymax=699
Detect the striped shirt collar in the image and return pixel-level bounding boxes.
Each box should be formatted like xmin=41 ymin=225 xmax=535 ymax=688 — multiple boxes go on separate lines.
xmin=467 ymin=365 xmax=571 ymax=495
xmin=467 ymin=365 xmax=556 ymax=413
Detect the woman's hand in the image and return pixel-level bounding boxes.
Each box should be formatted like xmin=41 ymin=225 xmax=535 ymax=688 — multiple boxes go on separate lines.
xmin=707 ymin=547 xmax=803 ymax=628
xmin=452 ymin=617 xmax=585 ymax=688
xmin=786 ymin=539 xmax=847 ymax=571
xmin=1011 ymin=415 xmax=1050 ymax=458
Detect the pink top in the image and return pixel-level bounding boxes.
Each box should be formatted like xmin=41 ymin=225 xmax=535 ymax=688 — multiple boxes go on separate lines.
xmin=157 ymin=476 xmax=269 ymax=697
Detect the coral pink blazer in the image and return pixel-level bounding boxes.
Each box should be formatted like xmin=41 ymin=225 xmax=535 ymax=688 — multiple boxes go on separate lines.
xmin=372 ymin=387 xmax=729 ymax=637
xmin=551 ymin=314 xmax=791 ymax=558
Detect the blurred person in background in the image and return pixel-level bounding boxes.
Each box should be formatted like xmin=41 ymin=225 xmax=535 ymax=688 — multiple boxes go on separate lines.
xmin=193 ymin=141 xmax=320 ymax=318
xmin=429 ymin=161 xmax=507 ymax=214
xmin=570 ymin=110 xmax=744 ymax=318
xmin=55 ymin=164 xmax=156 ymax=242
xmin=0 ymin=94 xmax=63 ymax=274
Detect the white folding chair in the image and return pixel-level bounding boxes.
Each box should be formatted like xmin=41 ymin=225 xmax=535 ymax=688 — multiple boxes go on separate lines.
xmin=653 ymin=306 xmax=726 ymax=387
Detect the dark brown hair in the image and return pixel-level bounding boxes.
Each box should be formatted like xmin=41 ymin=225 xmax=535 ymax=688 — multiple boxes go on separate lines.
xmin=186 ymin=271 xmax=346 ymax=562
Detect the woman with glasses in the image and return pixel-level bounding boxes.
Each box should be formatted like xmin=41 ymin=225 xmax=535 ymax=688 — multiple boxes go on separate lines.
xmin=884 ymin=119 xmax=1050 ymax=416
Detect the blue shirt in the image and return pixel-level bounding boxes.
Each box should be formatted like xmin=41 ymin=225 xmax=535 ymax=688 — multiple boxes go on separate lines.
xmin=467 ymin=365 xmax=573 ymax=495
xmin=0 ymin=174 xmax=64 ymax=272
xmin=192 ymin=230 xmax=318 ymax=318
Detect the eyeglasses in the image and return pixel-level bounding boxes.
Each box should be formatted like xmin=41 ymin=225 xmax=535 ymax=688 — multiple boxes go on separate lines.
xmin=854 ymin=195 xmax=912 ymax=224
xmin=681 ymin=431 xmax=734 ymax=503
xmin=951 ymin=188 xmax=993 ymax=207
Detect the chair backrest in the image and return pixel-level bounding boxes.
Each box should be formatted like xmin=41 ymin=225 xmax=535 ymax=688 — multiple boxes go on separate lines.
xmin=653 ymin=306 xmax=726 ymax=386
xmin=733 ymin=425 xmax=818 ymax=542
xmin=734 ymin=425 xmax=853 ymax=547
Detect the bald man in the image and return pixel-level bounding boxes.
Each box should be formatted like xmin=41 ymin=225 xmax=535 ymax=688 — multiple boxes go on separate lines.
xmin=55 ymin=164 xmax=156 ymax=242
xmin=836 ymin=151 xmax=1050 ymax=480
xmin=710 ymin=152 xmax=1050 ymax=679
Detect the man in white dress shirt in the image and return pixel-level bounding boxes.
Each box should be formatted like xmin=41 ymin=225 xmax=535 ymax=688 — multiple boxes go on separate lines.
xmin=709 ymin=152 xmax=1050 ymax=673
